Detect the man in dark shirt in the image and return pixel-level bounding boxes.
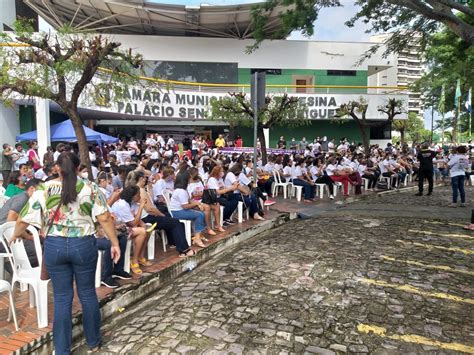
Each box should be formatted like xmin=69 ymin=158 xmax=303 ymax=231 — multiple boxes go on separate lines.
xmin=415 ymin=142 xmax=436 ymax=196
xmin=1 ymin=144 xmax=14 ymax=189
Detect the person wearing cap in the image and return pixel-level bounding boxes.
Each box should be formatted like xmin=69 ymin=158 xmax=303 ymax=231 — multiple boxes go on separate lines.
xmin=415 ymin=142 xmax=436 ymax=196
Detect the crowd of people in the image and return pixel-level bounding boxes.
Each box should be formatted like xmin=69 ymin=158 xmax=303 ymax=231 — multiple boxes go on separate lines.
xmin=1 ymin=132 xmax=473 ymax=353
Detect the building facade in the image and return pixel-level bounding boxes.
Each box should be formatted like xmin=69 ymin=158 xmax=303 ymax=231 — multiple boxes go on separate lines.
xmin=0 ymin=0 xmax=408 ymax=151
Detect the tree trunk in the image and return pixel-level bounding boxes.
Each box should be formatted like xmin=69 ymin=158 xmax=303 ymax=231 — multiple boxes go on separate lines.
xmin=257 ymin=126 xmax=268 ymax=165
xmin=67 ymin=108 xmax=93 ymax=178
xmin=400 ymin=129 xmax=405 ymax=145
xmin=357 ymin=122 xmax=371 ymax=156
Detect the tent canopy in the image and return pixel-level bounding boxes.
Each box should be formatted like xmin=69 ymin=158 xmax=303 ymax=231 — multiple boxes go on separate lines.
xmin=16 ymin=120 xmax=118 ymax=144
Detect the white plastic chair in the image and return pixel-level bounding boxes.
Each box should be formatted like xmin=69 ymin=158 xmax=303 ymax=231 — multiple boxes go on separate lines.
xmin=290 ymin=185 xmax=303 ymax=202
xmin=162 ymin=191 xmax=192 ymax=246
xmin=236 ymin=201 xmax=250 ymax=223
xmin=211 ymin=206 xmax=225 ymax=229
xmin=272 ymin=171 xmax=291 ymax=199
xmin=0 ymin=279 xmax=19 ymax=330
xmin=124 ymin=239 xmax=132 ymax=274
xmin=0 ymin=222 xmax=49 ymax=328
xmin=315 ymin=183 xmax=329 ymax=199
xmin=361 ymin=178 xmax=369 ymax=190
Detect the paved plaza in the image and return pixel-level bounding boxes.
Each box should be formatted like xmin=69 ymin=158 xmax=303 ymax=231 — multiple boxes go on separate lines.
xmin=86 ymin=186 xmax=473 ymax=354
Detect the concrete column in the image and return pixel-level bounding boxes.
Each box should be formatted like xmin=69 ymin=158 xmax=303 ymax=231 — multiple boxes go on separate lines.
xmin=263 ymin=128 xmax=270 ymax=149
xmin=35 ymin=98 xmax=51 ymax=161
xmin=0 ymin=102 xmax=20 ymax=145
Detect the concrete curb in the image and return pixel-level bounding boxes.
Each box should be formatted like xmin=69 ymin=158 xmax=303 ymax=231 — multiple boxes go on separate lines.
xmin=24 ymin=212 xmax=297 ymax=354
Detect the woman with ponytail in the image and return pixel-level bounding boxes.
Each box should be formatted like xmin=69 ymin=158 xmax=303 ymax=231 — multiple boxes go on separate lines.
xmin=12 ymin=152 xmax=120 ymax=354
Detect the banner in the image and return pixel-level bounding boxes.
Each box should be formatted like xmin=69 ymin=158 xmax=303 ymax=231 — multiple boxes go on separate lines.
xmin=219 ymin=147 xmax=305 ymax=155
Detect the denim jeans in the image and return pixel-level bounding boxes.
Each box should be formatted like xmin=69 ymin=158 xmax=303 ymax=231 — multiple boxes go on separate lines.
xmin=451 ymin=175 xmax=465 ymax=203
xmin=171 ymin=209 xmax=206 ymax=233
xmin=293 ymin=178 xmax=316 ymax=200
xmin=96 ymin=233 xmax=128 ymax=280
xmin=44 ymin=236 xmax=101 ymax=354
xmin=228 ymin=193 xmax=258 ymax=215
xmin=142 ymin=214 xmax=189 ymax=252
xmin=218 ymin=196 xmax=238 ymax=220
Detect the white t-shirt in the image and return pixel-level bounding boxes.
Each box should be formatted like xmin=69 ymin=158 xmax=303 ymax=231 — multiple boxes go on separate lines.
xmin=170 ymin=188 xmax=189 ymax=211
xmin=224 ymin=172 xmax=239 ymax=194
xmin=283 ymin=166 xmax=293 ymax=182
xmin=187 ymin=181 xmax=204 ymax=201
xmin=239 ymin=172 xmax=251 ymax=186
xmin=192 ymin=139 xmax=199 ymax=150
xmin=152 ymin=179 xmax=174 ymax=200
xmin=292 ymin=166 xmax=303 ymax=179
xmin=449 ymin=154 xmax=469 ymax=177
xmin=34 ymin=168 xmax=46 ymax=180
xmin=309 ymin=166 xmax=319 ymax=181
xmin=206 ymin=177 xmax=225 ymax=196
xmin=326 ymin=164 xmax=337 ymax=176
xmin=111 ymin=199 xmax=134 ymax=224
xmin=53 ymin=151 xmax=61 ymax=162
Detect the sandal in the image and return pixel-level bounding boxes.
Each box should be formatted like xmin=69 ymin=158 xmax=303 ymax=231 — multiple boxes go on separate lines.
xmin=179 ymin=249 xmax=197 ymax=258
xmin=216 ymin=227 xmax=225 ymax=232
xmin=130 ymin=262 xmax=142 ymax=275
xmin=207 ymin=229 xmax=217 ymax=236
xmin=138 ymin=257 xmax=153 ymax=267
xmin=463 ymin=225 xmax=474 ymax=230
xmin=192 ymin=238 xmax=205 ymax=248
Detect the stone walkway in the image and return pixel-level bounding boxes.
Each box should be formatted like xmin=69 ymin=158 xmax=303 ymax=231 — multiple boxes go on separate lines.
xmin=86 ymin=186 xmax=474 ymax=354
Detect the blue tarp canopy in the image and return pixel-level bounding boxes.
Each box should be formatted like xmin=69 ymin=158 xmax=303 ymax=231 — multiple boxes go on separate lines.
xmin=16 ymin=119 xmax=118 ymax=143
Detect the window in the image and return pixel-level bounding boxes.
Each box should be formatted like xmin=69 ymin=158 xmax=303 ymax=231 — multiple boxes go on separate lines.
xmin=370 ymin=121 xmax=392 ymax=140
xmin=251 ymin=69 xmax=281 ymax=75
xmin=327 ymin=70 xmax=357 ymax=76
xmin=144 ymin=61 xmax=238 ymax=84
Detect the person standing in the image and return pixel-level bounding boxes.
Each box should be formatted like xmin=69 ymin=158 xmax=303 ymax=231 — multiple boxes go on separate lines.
xmin=11 ymin=152 xmax=120 ymax=354
xmin=448 ymin=145 xmax=469 ymax=207
xmin=27 ymin=141 xmax=42 ymax=171
xmin=415 ymin=142 xmax=436 ymax=196
xmin=1 ymin=143 xmax=14 ymax=188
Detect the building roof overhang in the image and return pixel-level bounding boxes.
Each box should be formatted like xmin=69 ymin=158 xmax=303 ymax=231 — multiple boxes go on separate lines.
xmin=24 ymin=0 xmax=288 ymax=39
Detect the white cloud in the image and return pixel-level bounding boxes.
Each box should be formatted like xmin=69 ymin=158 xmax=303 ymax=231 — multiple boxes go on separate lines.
xmin=288 ymin=2 xmax=373 ymax=42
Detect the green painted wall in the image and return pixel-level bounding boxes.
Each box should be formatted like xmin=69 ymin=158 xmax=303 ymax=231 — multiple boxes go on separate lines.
xmin=238 ymin=69 xmax=368 ymax=94
xmin=237 ymin=121 xmax=369 ymax=148
xmin=19 ymin=106 xmax=35 ymax=133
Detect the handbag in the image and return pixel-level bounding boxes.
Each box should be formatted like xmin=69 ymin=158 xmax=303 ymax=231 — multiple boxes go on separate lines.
xmin=40 ymin=202 xmax=62 ymax=281
xmin=202 ymin=188 xmax=218 ymax=204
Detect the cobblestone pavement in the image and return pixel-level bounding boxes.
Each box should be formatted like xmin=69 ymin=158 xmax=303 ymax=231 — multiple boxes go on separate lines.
xmin=91 ymin=186 xmax=474 ymax=354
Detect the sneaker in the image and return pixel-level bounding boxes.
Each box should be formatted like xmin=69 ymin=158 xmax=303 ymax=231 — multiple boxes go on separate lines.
xmin=225 ymin=219 xmax=236 ymax=225
xmin=329 ymin=195 xmax=334 ymax=200
xmin=112 ymin=271 xmax=133 ymax=280
xmin=223 ymin=221 xmax=231 ymax=227
xmin=448 ymin=203 xmax=458 ymax=208
xmin=101 ymin=278 xmax=119 ymax=288
xmin=460 ymin=203 xmax=466 ymax=207
xmin=264 ymin=199 xmax=276 ymax=206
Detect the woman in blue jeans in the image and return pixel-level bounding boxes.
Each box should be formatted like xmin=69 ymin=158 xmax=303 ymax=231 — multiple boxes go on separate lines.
xmin=11 ymin=152 xmax=120 ymax=354
xmin=169 ymin=170 xmax=207 ymax=247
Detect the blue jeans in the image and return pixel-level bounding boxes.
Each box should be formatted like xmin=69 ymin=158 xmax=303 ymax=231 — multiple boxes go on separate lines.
xmin=228 ymin=193 xmax=258 ymax=216
xmin=44 ymin=236 xmax=101 ymax=354
xmin=293 ymin=178 xmax=316 ymax=200
xmin=171 ymin=209 xmax=206 ymax=233
xmin=96 ymin=233 xmax=128 ymax=280
xmin=451 ymin=175 xmax=465 ymax=203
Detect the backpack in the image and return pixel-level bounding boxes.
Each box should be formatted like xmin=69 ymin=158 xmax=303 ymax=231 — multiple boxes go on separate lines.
xmin=376 ymin=180 xmax=389 ymax=190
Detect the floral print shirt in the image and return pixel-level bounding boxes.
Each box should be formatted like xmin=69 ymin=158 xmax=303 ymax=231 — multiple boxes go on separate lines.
xmin=20 ymin=178 xmax=108 ymax=237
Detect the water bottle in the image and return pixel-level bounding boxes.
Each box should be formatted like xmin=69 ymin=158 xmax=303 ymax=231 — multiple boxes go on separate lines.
xmin=185 ymin=261 xmax=197 ymax=272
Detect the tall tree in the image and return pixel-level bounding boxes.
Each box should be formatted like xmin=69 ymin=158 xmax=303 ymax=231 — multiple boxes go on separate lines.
xmin=0 ymin=20 xmax=144 ymax=174
xmin=250 ymin=0 xmax=474 ymax=54
xmin=209 ymin=92 xmax=307 ymax=164
xmin=392 ymin=112 xmax=424 ymax=144
xmin=335 ymin=98 xmax=372 ymax=155
xmin=377 ymin=98 xmax=405 ymax=123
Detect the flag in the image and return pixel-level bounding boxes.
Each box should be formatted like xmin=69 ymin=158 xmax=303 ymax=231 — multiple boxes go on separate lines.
xmin=438 ymin=84 xmax=445 ymax=114
xmin=454 ymin=79 xmax=461 ymax=108
xmin=465 ymin=87 xmax=472 ymax=113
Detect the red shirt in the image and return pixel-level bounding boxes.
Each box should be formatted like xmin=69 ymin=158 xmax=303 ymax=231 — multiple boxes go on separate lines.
xmin=235 ymin=138 xmax=243 ymax=148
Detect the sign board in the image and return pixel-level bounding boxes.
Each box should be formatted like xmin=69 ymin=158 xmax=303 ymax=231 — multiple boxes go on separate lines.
xmin=82 ymin=88 xmax=408 ymax=120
